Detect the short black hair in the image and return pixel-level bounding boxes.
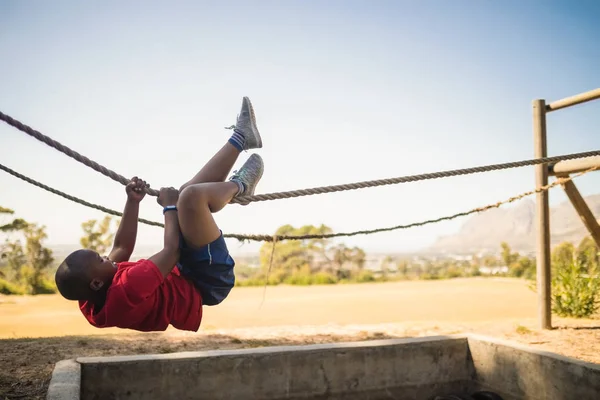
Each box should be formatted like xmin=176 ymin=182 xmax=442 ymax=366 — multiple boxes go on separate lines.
xmin=55 ymin=250 xmax=93 ymax=301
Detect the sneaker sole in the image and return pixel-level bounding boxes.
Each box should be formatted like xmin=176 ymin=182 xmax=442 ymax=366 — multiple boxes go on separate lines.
xmin=244 ymin=154 xmax=264 ymax=197
xmin=244 ymin=97 xmax=263 ymax=149
xmin=237 ymin=154 xmax=264 ymax=205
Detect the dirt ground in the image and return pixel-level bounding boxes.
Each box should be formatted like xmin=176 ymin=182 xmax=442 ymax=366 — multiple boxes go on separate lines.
xmin=1 ymin=278 xmax=599 ymax=399
xmin=1 ymin=278 xmax=540 ymax=338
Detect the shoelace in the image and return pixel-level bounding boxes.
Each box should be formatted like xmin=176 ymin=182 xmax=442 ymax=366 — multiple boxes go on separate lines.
xmin=224 ymin=114 xmax=240 ymax=130
xmin=229 ymin=169 xmax=244 ymax=182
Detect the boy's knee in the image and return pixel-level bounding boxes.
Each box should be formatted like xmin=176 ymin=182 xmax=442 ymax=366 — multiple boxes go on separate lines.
xmin=178 ymin=185 xmax=207 ymax=212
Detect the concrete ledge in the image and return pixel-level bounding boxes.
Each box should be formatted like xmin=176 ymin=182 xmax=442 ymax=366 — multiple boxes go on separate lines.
xmin=46 ymin=334 xmax=600 ymax=400
xmin=467 ymin=334 xmax=600 ymax=400
xmin=78 ymin=335 xmax=473 ymax=400
xmin=76 ymin=335 xmax=463 ymax=364
xmin=46 ymin=359 xmax=81 ymax=400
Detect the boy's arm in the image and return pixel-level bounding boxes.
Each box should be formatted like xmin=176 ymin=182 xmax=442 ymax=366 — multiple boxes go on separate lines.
xmin=148 ymin=187 xmax=181 ymax=278
xmin=108 ymin=177 xmax=148 ymax=263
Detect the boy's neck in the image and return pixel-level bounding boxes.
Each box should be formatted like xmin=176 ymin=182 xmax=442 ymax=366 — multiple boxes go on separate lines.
xmin=91 ymin=286 xmax=110 ymax=314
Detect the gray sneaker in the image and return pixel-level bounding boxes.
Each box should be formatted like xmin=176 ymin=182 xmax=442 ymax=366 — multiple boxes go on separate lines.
xmin=227 ymin=96 xmax=262 ymax=150
xmin=230 ymin=154 xmax=264 ymax=205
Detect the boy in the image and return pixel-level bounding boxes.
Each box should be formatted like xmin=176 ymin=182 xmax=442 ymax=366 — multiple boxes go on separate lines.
xmin=54 ymin=97 xmax=264 ymax=332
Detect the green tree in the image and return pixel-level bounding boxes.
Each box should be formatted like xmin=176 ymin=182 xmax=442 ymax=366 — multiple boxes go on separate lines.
xmin=576 ymin=236 xmax=599 ymax=272
xmin=2 ymin=224 xmax=55 ymax=294
xmin=330 ymin=244 xmax=366 ymax=279
xmin=331 ymin=244 xmax=347 ymax=265
xmin=0 ymin=208 xmax=56 ymax=294
xmin=1 ymin=206 xmax=28 ymax=264
xmin=22 ymin=224 xmax=55 ymax=294
xmin=482 ymin=254 xmax=500 ymax=267
xmin=350 ymin=247 xmax=366 ymax=271
xmin=80 ymin=216 xmax=116 ymax=255
xmin=396 ymin=260 xmax=409 ymax=278
xmin=442 ymin=264 xmax=463 ymax=279
xmin=258 ymin=224 xmax=331 ymax=283
xmin=501 ymin=242 xmax=519 ymax=266
xmin=380 ymin=255 xmax=394 ymax=281
xmin=256 ymin=224 xmax=366 ymax=285
xmin=552 ymin=259 xmax=600 ymax=318
xmin=0 ymin=207 xmax=29 ymax=293
xmin=551 ymin=242 xmax=575 ymax=273
xmin=0 ymin=206 xmax=28 ymax=233
xmin=2 ymin=239 xmax=26 ymax=282
xmin=411 ymin=263 xmax=424 ymax=278
xmin=0 ymin=239 xmax=27 ymax=294
xmin=510 ymin=256 xmax=536 ymax=279
xmin=546 ymin=239 xmax=600 ymax=318
xmin=331 ymin=244 xmax=352 ymax=279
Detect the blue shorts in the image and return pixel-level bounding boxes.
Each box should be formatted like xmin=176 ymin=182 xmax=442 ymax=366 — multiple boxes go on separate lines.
xmin=176 ymin=232 xmax=235 ymax=306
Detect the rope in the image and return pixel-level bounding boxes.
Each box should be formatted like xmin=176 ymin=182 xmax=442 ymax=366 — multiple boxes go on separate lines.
xmin=235 ymin=151 xmax=600 ymax=204
xmin=1 ymin=161 xmax=596 ymax=242
xmin=0 ymin=163 xmax=164 ymax=228
xmin=259 ymin=236 xmax=278 ymax=309
xmin=0 ymin=111 xmax=159 ymax=197
xmin=2 ymin=110 xmax=600 ymax=204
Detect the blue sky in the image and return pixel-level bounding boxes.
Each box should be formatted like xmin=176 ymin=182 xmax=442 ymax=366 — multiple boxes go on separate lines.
xmin=1 ymin=0 xmax=599 ymax=255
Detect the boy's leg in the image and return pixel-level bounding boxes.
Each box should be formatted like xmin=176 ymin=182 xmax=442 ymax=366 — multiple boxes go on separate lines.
xmin=179 ymin=143 xmax=239 ymax=189
xmin=178 ymin=154 xmax=264 ymax=248
xmin=179 ymin=97 xmax=263 ymax=190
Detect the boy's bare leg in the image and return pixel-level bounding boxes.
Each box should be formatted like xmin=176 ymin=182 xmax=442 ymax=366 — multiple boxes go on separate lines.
xmin=179 ymin=143 xmax=240 ymax=189
xmin=179 ymin=97 xmax=263 ymax=190
xmin=178 ymin=154 xmax=264 ymax=248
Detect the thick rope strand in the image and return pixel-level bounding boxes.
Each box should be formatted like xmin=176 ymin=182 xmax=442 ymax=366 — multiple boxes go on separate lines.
xmin=0 ymin=111 xmax=160 ymax=197
xmin=2 ymin=110 xmax=599 ymax=205
xmin=233 ymin=150 xmax=600 ymax=204
xmin=0 ymin=163 xmax=164 ymax=227
xmin=1 ymin=161 xmax=594 ymax=242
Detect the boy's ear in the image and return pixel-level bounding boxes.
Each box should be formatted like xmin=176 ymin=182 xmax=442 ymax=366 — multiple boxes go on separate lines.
xmin=90 ymin=279 xmax=104 ymax=291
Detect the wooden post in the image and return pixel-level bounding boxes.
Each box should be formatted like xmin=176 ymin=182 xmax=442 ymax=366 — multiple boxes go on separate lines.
xmin=558 ymin=178 xmax=600 ymax=248
xmin=549 ymin=156 xmax=600 ymax=176
xmin=533 ymin=99 xmax=552 ymax=330
xmin=546 ymin=88 xmax=600 ymax=112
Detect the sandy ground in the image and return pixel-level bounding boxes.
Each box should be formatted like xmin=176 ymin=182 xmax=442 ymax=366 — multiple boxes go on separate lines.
xmin=1 ymin=278 xmax=599 ymax=399
xmin=1 ymin=278 xmax=538 ymax=338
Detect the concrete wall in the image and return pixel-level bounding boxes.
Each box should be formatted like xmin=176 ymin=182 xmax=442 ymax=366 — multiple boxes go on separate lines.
xmin=46 ymin=335 xmax=600 ymax=400
xmin=77 ymin=336 xmax=474 ymax=400
xmin=46 ymin=360 xmax=80 ymax=400
xmin=468 ymin=335 xmax=600 ymax=400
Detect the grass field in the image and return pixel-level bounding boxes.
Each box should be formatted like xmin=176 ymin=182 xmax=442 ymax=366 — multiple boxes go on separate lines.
xmin=2 ymin=278 xmax=599 ymax=399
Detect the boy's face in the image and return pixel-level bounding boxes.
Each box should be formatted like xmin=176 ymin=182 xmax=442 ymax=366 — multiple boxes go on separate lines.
xmin=80 ymin=250 xmax=118 ymax=291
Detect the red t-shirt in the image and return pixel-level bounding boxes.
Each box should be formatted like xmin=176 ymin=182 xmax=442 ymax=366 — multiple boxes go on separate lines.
xmin=79 ymin=259 xmax=203 ymax=332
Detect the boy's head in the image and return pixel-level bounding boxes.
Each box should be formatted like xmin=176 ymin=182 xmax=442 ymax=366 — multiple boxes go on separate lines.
xmin=55 ymin=249 xmax=117 ymax=301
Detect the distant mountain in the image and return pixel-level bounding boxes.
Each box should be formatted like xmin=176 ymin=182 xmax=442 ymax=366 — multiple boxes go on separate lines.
xmin=428 ymin=194 xmax=600 ymax=254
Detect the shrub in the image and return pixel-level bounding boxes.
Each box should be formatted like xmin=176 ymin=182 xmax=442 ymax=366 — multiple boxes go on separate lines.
xmin=235 ymin=277 xmax=267 ymax=287
xmin=421 ymin=273 xmax=440 ymax=280
xmin=284 ymin=273 xmax=313 ymax=286
xmin=352 ymin=270 xmax=375 ymax=283
xmin=31 ymin=277 xmax=57 ymax=294
xmin=311 ymin=272 xmax=338 ymax=285
xmin=552 ymin=260 xmax=600 ymax=318
xmin=0 ymin=278 xmax=25 ymax=295
xmin=441 ymin=266 xmax=463 ymax=279
xmin=266 ymin=268 xmax=288 ymax=286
